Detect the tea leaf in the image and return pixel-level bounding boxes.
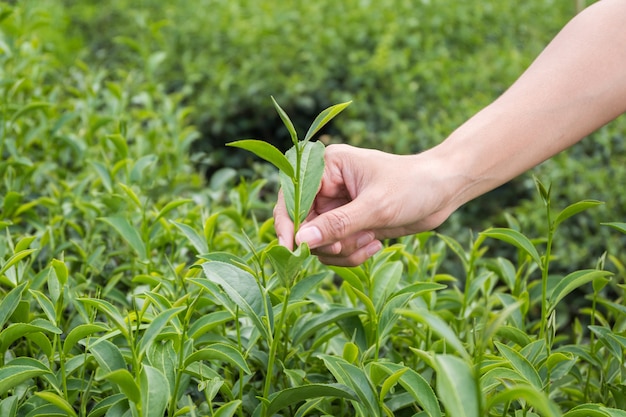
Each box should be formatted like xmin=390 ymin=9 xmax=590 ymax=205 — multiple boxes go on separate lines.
xmin=79 ymin=298 xmax=129 ymax=338
xmin=87 ymin=393 xmax=127 ymax=417
xmin=0 ymin=396 xmax=18 ymax=417
xmin=100 ymin=368 xmax=141 ymax=404
xmin=271 ymin=96 xmax=299 ymax=146
xmin=293 ymin=306 xmax=364 ymax=345
xmin=0 ymin=319 xmax=62 ymax=353
xmin=0 ymin=281 xmax=27 ymax=329
xmin=320 ymin=355 xmax=378 ymax=416
xmin=379 ymin=368 xmax=408 ymax=402
xmin=200 ymin=261 xmax=272 ymax=339
xmin=372 ymin=362 xmax=442 ymax=417
xmin=139 ymin=306 xmax=186 ymax=358
xmin=130 ymin=154 xmax=158 ymax=183
xmin=184 ymin=343 xmax=252 ymax=374
xmin=602 ymin=222 xmax=626 ymax=235
xmin=304 ymin=101 xmax=351 ymax=142
xmin=266 ymin=243 xmax=310 ymax=287
xmin=564 ymin=404 xmax=626 ymax=417
xmin=480 ymin=228 xmax=542 ymax=269
xmin=0 ymin=364 xmax=51 ymax=396
xmin=494 ymin=341 xmax=542 ymax=389
xmin=371 ymin=260 xmax=403 ymax=312
xmin=34 ymin=392 xmax=77 ymax=417
xmin=99 ymin=216 xmax=147 ymax=261
xmin=187 ymin=311 xmax=233 ymax=340
xmin=280 ymin=140 xmax=326 ymax=224
xmin=554 ymin=200 xmax=603 ymax=228
xmin=89 ymin=339 xmax=127 ymax=374
xmin=228 ymin=139 xmax=295 ymax=178
xmin=486 ymin=384 xmax=560 ymax=417
xmin=214 ymin=400 xmax=242 ymax=417
xmin=0 ymin=249 xmax=37 ymax=276
xmin=434 ymin=354 xmax=479 ymax=417
xmin=140 ymin=365 xmax=170 ymax=417
xmin=549 ymin=269 xmax=612 ymax=312
xmin=266 ymin=383 xmax=358 ymax=416
xmin=29 ymin=290 xmax=57 ymax=325
xmin=155 ymin=199 xmax=193 ymax=223
xmin=172 ymin=220 xmax=209 ymax=254
xmin=10 ymin=101 xmax=50 ymax=124
xmin=63 ymin=323 xmax=109 ymax=355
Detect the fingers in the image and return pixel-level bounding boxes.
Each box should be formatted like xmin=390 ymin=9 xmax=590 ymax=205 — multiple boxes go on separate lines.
xmin=273 ymin=190 xmax=294 ymax=250
xmin=311 ymin=230 xmax=383 ymax=267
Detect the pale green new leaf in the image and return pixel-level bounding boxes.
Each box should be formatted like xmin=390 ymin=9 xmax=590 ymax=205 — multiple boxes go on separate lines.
xmin=139 ymin=306 xmax=186 ymax=358
xmin=171 ymin=220 xmax=209 ymax=254
xmin=214 ymin=400 xmax=242 ymax=417
xmin=434 ymin=354 xmax=479 ymax=417
xmin=184 ymin=343 xmax=252 ymax=374
xmin=602 ymin=222 xmax=626 ymax=235
xmin=100 ymin=368 xmax=141 ymax=404
xmin=272 ymin=96 xmax=298 ymax=146
xmin=304 ymin=101 xmax=351 ymax=142
xmin=140 ymin=365 xmax=169 ymax=417
xmin=34 ymin=392 xmax=77 ymax=417
xmin=486 ymin=384 xmax=560 ymax=417
xmin=494 ymin=341 xmax=542 ymax=389
xmin=99 ymin=216 xmax=147 ymax=261
xmin=78 ymin=298 xmax=129 ymax=337
xmin=228 ymin=139 xmax=295 ymax=178
xmin=480 ymin=228 xmax=542 ymax=269
xmin=0 ymin=249 xmax=36 ymax=276
xmin=564 ymin=404 xmax=626 ymax=417
xmin=63 ymin=323 xmax=109 ymax=355
xmin=280 ymin=140 xmax=325 ymax=224
xmin=0 ymin=281 xmax=27 ymax=329
xmin=549 ymin=269 xmax=612 ymax=313
xmin=554 ymin=200 xmax=603 ymax=228
xmin=266 ymin=243 xmax=310 ymax=287
xmin=266 ymin=383 xmax=358 ymax=416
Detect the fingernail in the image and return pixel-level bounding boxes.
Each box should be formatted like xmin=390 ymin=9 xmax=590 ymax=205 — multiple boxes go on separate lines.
xmin=296 ymin=226 xmax=322 ymax=248
xmin=278 ymin=236 xmax=288 ymax=248
xmin=366 ymin=241 xmax=383 ymax=257
xmin=356 ymin=233 xmax=373 ymax=249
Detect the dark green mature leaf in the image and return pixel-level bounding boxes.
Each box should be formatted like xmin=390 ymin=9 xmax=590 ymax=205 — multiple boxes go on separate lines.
xmin=99 ymin=216 xmax=147 ymax=261
xmin=0 ymin=395 xmax=18 ymax=417
xmin=272 ymin=96 xmax=298 ymax=146
xmin=78 ymin=298 xmax=129 ymax=337
xmin=200 ymin=261 xmax=272 ymax=339
xmin=34 ymin=392 xmax=77 ymax=417
xmin=0 ymin=364 xmax=51 ymax=396
xmin=494 ymin=342 xmax=542 ymax=389
xmin=434 ymin=354 xmax=479 ymax=417
xmin=86 ymin=393 xmax=127 ymax=417
xmin=549 ymin=269 xmax=612 ymax=312
xmin=0 ymin=319 xmax=62 ymax=353
xmin=184 ymin=343 xmax=252 ymax=374
xmin=304 ymin=101 xmax=351 ymax=142
xmin=0 ymin=281 xmax=27 ymax=329
xmin=554 ymin=200 xmax=603 ymax=228
xmin=266 ymin=384 xmax=357 ymax=416
xmin=214 ymin=400 xmax=242 ymax=417
xmin=480 ymin=228 xmax=542 ymax=269
xmin=140 ymin=365 xmax=169 ymax=417
xmin=228 ymin=139 xmax=295 ymax=178
xmin=89 ymin=339 xmax=127 ymax=374
xmin=280 ymin=141 xmax=325 ymax=224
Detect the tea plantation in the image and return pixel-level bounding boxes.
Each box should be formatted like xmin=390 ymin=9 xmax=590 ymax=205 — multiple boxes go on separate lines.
xmin=1 ymin=1 xmax=625 ymax=416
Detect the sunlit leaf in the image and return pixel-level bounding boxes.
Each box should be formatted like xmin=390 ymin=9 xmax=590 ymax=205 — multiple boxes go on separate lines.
xmin=304 ymin=101 xmax=351 ymax=142
xmin=554 ymin=200 xmax=603 ymax=228
xmin=228 ymin=139 xmax=295 ymax=178
xmin=480 ymin=228 xmax=542 ymax=269
xmin=434 ymin=354 xmax=479 ymax=417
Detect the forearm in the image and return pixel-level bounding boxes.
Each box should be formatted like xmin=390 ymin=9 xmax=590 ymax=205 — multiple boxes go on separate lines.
xmin=430 ymin=0 xmax=626 ymax=209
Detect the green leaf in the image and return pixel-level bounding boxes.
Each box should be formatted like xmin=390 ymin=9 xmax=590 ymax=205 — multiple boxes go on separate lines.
xmin=434 ymin=354 xmax=479 ymax=417
xmin=99 ymin=216 xmax=147 ymax=261
xmin=88 ymin=339 xmax=127 ymax=374
xmin=372 ymin=362 xmax=442 ymax=417
xmin=140 ymin=365 xmax=169 ymax=417
xmin=130 ymin=154 xmax=158 ymax=183
xmin=63 ymin=323 xmax=109 ymax=355
xmin=85 ymin=393 xmax=127 ymax=417
xmin=564 ymin=404 xmax=626 ymax=417
xmin=0 ymin=249 xmax=37 ymax=276
xmin=187 ymin=311 xmax=233 ymax=340
xmin=549 ymin=269 xmax=612 ymax=312
xmin=554 ymin=200 xmax=603 ymax=228
xmin=0 ymin=319 xmax=62 ymax=353
xmin=10 ymin=101 xmax=50 ymax=123
xmin=379 ymin=368 xmax=408 ymax=402
xmin=200 ymin=261 xmax=272 ymax=339
xmin=480 ymin=228 xmax=542 ymax=269
xmin=214 ymin=400 xmax=242 ymax=417
xmin=0 ymin=396 xmax=18 ymax=417
xmin=50 ymin=258 xmax=68 ymax=287
xmin=184 ymin=343 xmax=252 ymax=374
xmin=266 ymin=243 xmax=310 ymax=287
xmin=139 ymin=306 xmax=186 ymax=358
xmin=155 ymin=199 xmax=193 ymax=223
xmin=399 ymin=308 xmax=470 ymax=360
xmin=494 ymin=341 xmax=542 ymax=389
xmin=293 ymin=306 xmax=364 ymax=345
xmin=0 ymin=364 xmax=51 ymax=395
xmin=34 ymin=392 xmax=77 ymax=417
xmin=304 ymin=101 xmax=352 ymax=142
xmin=486 ymin=384 xmax=560 ymax=417
xmin=171 ymin=220 xmax=209 ymax=254
xmin=228 ymin=139 xmax=295 ymax=178
xmin=371 ymin=261 xmax=402 ymax=312
xmin=271 ymin=96 xmax=299 ymax=146
xmin=320 ymin=355 xmax=378 ymax=416
xmin=100 ymin=368 xmax=141 ymax=404
xmin=280 ymin=140 xmax=326 ymax=224
xmin=602 ymin=222 xmax=626 ymax=235
xmin=29 ymin=290 xmax=57 ymax=325
xmin=266 ymin=383 xmax=358 ymax=416
xmin=0 ymin=281 xmax=27 ymax=329
xmin=78 ymin=297 xmax=129 ymax=337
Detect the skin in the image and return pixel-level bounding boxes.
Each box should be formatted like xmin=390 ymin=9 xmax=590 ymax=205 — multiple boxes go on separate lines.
xmin=274 ymin=0 xmax=626 ymax=267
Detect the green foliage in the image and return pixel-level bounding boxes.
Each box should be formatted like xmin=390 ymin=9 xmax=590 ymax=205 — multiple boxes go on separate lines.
xmin=2 ymin=1 xmax=626 ymax=417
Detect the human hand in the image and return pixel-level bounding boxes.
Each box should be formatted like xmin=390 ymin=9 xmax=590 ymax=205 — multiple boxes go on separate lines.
xmin=273 ymin=144 xmax=461 ymax=266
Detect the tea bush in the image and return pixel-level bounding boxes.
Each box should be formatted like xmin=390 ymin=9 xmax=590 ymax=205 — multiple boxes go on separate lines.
xmin=2 ymin=1 xmax=626 ymax=416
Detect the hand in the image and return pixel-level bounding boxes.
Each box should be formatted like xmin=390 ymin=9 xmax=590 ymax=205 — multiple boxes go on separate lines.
xmin=273 ymin=144 xmax=462 ymax=266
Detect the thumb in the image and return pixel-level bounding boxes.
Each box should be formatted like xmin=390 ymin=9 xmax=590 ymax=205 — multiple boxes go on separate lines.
xmin=295 ymin=198 xmax=372 ymax=249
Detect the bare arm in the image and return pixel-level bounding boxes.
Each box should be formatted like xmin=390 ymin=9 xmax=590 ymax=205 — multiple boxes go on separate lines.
xmin=275 ymin=0 xmax=626 ymax=266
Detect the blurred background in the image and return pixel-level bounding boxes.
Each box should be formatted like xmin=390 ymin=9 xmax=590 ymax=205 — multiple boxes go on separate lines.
xmin=9 ymin=0 xmax=626 ymax=270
